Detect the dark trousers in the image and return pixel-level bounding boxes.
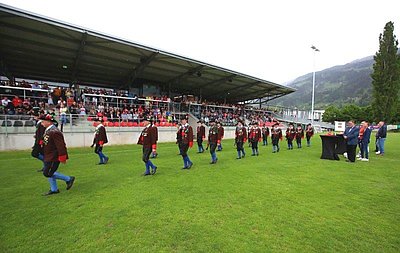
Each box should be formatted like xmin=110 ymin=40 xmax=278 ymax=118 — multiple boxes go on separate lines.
xmin=306 ymin=136 xmax=311 ymax=146
xmin=236 ymin=141 xmax=244 ymax=151
xmin=296 ymin=137 xmax=302 ymax=147
xmin=179 ymin=143 xmax=189 ymax=158
xmin=209 ymin=143 xmax=217 ymax=154
xmin=94 ymin=144 xmax=103 ymax=154
xmin=360 ymin=142 xmax=369 ymax=159
xmin=287 ymin=139 xmax=293 ymax=149
xmin=209 ymin=142 xmax=217 ymax=161
xmin=262 ymin=135 xmax=268 ymax=145
xmin=197 ymin=137 xmax=204 ymax=152
xmin=142 ymin=147 xmax=152 ymax=163
xmin=43 ymin=161 xmax=60 ymax=177
xmin=346 ymin=144 xmax=357 ymax=162
xmin=251 ymin=141 xmax=258 ymax=150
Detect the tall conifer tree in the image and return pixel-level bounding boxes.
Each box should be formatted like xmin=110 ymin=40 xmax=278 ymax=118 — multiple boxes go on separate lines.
xmin=371 ymin=21 xmax=400 ymax=123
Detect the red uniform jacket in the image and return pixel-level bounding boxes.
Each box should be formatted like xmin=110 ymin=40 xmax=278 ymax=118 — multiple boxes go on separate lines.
xmin=285 ymin=128 xmax=296 ymax=141
xmin=306 ymin=127 xmax=314 ymax=137
xmin=152 ymin=125 xmax=158 ymax=150
xmin=152 ymin=125 xmax=159 ymax=142
xmin=43 ymin=125 xmax=68 ymax=162
xmin=262 ymin=127 xmax=270 ymax=137
xmin=295 ymin=127 xmax=304 ymax=139
xmin=179 ymin=124 xmax=193 ymax=147
xmin=94 ymin=124 xmax=108 ymax=145
xmin=217 ymin=126 xmax=224 ymax=141
xmin=235 ymin=126 xmax=247 ymax=143
xmin=271 ymin=128 xmax=283 ymax=142
xmin=197 ymin=125 xmax=205 ymax=140
xmin=248 ymin=127 xmax=261 ymax=142
xmin=208 ymin=125 xmax=219 ymax=144
xmin=137 ymin=125 xmax=157 ymax=148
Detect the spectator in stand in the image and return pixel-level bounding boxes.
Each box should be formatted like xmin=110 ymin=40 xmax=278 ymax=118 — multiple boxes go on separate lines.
xmin=65 ymin=88 xmax=73 ymax=99
xmin=79 ymin=104 xmax=86 ymax=116
xmin=59 ymin=103 xmax=68 ymax=132
xmin=12 ymin=95 xmax=23 ymax=108
xmin=121 ymin=110 xmax=128 ymax=122
xmin=47 ymin=92 xmax=54 ymax=106
xmin=31 ymin=82 xmax=41 ymax=89
xmin=52 ymin=86 xmax=62 ymax=104
xmin=2 ymin=96 xmax=11 ymax=107
xmin=376 ymin=121 xmax=387 ymax=156
xmin=67 ymin=96 xmax=75 ymax=108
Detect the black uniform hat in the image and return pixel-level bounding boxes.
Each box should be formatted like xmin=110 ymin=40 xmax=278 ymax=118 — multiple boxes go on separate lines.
xmin=209 ymin=118 xmax=216 ymax=123
xmin=39 ymin=114 xmax=56 ymax=122
xmin=143 ymin=116 xmax=153 ymax=123
xmin=197 ymin=120 xmax=203 ymax=123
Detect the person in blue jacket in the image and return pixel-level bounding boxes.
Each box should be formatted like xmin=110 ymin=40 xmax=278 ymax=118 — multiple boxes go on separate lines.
xmin=360 ymin=121 xmax=372 ymax=161
xmin=343 ymin=120 xmax=360 ymax=163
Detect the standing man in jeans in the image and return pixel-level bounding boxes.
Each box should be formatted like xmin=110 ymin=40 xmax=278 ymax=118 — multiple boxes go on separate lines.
xmin=376 ymin=121 xmax=387 ymax=156
xmin=343 ymin=120 xmax=360 ymax=163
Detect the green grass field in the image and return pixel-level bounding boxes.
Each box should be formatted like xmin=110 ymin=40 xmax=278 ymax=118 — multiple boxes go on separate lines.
xmin=1 ymin=134 xmax=399 ymax=252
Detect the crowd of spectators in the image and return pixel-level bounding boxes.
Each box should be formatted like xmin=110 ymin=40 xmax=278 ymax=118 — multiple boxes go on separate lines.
xmin=196 ymin=106 xmax=276 ymax=126
xmin=1 ymin=79 xmax=277 ymax=125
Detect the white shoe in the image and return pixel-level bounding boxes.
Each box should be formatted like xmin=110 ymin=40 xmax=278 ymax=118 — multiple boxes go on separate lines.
xmin=375 ymin=151 xmax=381 ymax=155
xmin=361 ymin=158 xmax=369 ymax=162
xmin=357 ymin=157 xmax=362 ymax=161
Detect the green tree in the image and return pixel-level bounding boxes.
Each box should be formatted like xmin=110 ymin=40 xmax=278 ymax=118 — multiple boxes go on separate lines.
xmin=371 ymin=21 xmax=400 ymax=123
xmin=322 ymin=105 xmax=341 ymax=123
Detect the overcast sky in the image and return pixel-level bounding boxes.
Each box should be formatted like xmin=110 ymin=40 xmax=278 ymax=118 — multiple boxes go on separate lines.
xmin=1 ymin=0 xmax=399 ymax=84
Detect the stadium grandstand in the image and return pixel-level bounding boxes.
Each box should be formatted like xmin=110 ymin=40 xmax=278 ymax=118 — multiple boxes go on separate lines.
xmin=0 ymin=4 xmax=336 ymax=150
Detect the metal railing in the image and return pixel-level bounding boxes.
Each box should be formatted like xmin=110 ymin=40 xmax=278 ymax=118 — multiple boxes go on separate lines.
xmin=0 ymin=113 xmax=189 ymax=136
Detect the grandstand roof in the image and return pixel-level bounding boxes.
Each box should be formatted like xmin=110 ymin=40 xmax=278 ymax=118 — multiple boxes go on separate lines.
xmin=0 ymin=4 xmax=295 ymax=103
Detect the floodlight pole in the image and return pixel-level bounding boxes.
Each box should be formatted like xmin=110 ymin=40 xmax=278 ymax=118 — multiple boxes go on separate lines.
xmin=311 ymin=45 xmax=319 ymax=126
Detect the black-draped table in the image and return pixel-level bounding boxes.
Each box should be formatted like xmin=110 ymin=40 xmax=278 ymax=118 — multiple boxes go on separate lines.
xmin=320 ymin=135 xmax=346 ymax=160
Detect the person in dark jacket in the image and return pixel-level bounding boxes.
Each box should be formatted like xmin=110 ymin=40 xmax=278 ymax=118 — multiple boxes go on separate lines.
xmin=137 ymin=118 xmax=157 ymax=176
xmin=261 ymin=124 xmax=269 ymax=146
xmin=235 ymin=120 xmax=247 ymax=159
xmin=178 ymin=117 xmax=194 ymax=169
xmin=305 ymin=124 xmax=314 ymax=147
xmin=208 ymin=118 xmax=219 ymax=164
xmin=295 ymin=124 xmax=304 ymax=148
xmin=285 ymin=123 xmax=296 ymax=150
xmin=343 ymin=120 xmax=360 ymax=163
xmin=196 ymin=120 xmax=206 ymax=153
xmin=360 ymin=121 xmax=372 ymax=161
xmin=40 ymin=114 xmax=75 ymax=196
xmin=91 ymin=114 xmax=109 ymax=165
xmin=271 ymin=123 xmax=282 ymax=153
xmin=376 ymin=121 xmax=387 ymax=155
xmin=248 ymin=121 xmax=261 ymax=156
